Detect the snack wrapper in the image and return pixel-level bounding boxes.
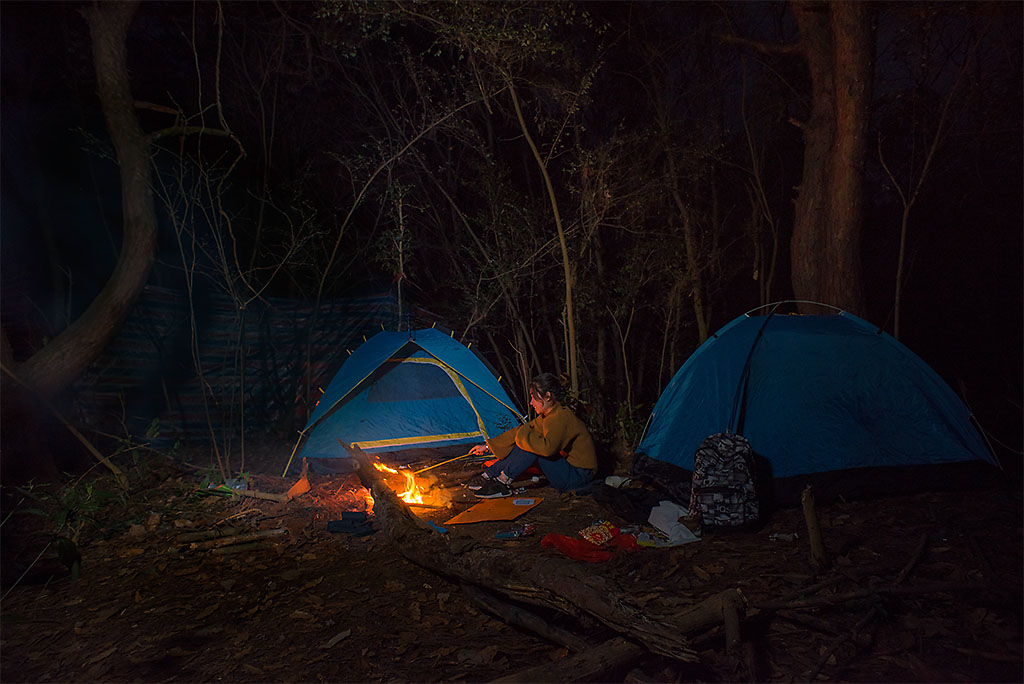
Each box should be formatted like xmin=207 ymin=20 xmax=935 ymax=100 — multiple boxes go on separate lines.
xmin=578 ymin=520 xmax=619 ymax=545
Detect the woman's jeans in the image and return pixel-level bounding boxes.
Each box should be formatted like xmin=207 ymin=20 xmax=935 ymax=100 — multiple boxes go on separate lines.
xmin=483 ymin=445 xmax=593 ymax=492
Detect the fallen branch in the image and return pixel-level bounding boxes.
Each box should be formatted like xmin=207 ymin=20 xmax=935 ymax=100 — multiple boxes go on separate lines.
xmin=774 ymin=610 xmax=844 ymax=636
xmin=953 ymin=647 xmax=1023 ymax=664
xmin=894 ymin=531 xmax=929 ymax=585
xmin=807 ymin=526 xmax=932 ymax=681
xmin=756 ymin=581 xmax=987 ymax=611
xmin=188 ymin=528 xmax=287 ymax=551
xmin=462 ymin=585 xmax=591 ymax=652
xmin=174 ymin=527 xmax=246 ymax=544
xmin=491 ymin=636 xmax=647 ymax=683
xmin=210 ymin=541 xmax=274 ymax=555
xmin=801 ymin=486 xmax=830 ymax=572
xmin=232 ymin=489 xmax=290 ymax=503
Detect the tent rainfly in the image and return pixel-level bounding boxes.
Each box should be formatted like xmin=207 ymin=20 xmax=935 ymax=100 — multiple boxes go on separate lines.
xmin=291 ymin=328 xmax=522 ymax=471
xmin=635 ymin=308 xmax=998 ymax=503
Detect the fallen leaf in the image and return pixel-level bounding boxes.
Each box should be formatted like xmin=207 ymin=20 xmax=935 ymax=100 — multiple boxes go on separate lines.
xmin=242 ymin=664 xmax=264 ymax=675
xmin=321 ymin=628 xmax=351 ymax=649
xmin=300 ymin=576 xmax=324 ymax=591
xmin=196 ymin=602 xmax=220 ymax=620
xmin=90 ymin=606 xmax=120 ymax=624
xmin=478 ymin=645 xmax=499 ymax=664
xmin=289 ymin=610 xmax=315 ymax=621
xmin=692 ymin=565 xmax=711 ymax=581
xmin=84 ymin=645 xmax=117 ymax=666
xmin=633 ymin=593 xmax=661 ymax=607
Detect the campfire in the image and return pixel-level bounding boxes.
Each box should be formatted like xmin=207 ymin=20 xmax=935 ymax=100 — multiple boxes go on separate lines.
xmin=371 ymin=462 xmax=443 ymax=507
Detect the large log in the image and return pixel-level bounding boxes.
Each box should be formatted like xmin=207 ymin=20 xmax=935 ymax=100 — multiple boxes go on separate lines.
xmin=491 ymin=636 xmax=647 ymax=683
xmin=345 ymin=441 xmax=744 ymax=663
xmin=462 ymin=585 xmax=591 ymax=652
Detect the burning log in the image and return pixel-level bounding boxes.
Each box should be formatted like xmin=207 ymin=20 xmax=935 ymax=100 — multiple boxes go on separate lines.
xmin=342 ymin=440 xmax=744 ymax=663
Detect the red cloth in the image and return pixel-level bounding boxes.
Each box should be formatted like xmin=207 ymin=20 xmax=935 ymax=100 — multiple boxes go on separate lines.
xmin=483 ymin=458 xmax=542 ymax=477
xmin=540 ymin=532 xmax=639 ymax=563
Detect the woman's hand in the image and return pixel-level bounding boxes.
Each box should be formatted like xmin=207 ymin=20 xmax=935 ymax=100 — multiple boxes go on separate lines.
xmin=469 ymin=444 xmax=490 ymax=456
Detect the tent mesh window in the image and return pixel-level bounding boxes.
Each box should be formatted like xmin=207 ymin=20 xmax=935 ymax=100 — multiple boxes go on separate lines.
xmin=366 ymin=360 xmax=463 ymax=402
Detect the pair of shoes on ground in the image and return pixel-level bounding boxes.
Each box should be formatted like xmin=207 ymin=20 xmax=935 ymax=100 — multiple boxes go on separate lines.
xmin=464 ymin=473 xmax=492 ymax=491
xmin=464 ymin=473 xmax=513 ymax=498
xmin=473 ymin=478 xmax=513 ymax=499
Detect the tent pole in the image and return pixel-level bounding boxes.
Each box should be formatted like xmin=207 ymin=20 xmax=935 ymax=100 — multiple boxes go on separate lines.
xmin=281 ymin=431 xmax=306 ymax=478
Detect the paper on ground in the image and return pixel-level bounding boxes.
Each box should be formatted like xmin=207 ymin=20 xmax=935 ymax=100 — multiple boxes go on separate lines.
xmin=648 ymin=500 xmax=700 ymax=545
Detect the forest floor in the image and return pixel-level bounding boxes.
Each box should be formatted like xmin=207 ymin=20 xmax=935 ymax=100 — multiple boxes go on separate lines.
xmin=1 ymin=440 xmax=1021 ymax=683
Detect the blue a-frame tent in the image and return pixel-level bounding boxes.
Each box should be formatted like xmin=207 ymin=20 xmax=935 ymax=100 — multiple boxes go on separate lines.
xmin=636 ymin=308 xmax=998 ymax=501
xmin=293 ymin=328 xmax=522 ymax=469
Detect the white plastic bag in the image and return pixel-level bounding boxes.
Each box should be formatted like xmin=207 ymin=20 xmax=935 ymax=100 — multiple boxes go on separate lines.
xmin=648 ymin=500 xmax=700 ymax=545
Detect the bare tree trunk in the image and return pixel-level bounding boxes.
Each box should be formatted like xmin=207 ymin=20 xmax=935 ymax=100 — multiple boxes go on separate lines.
xmin=14 ymin=0 xmax=156 ymax=399
xmin=15 ymin=0 xmax=155 ymax=397
xmin=790 ymin=1 xmax=872 ymax=315
xmin=507 ymin=82 xmax=578 ymax=394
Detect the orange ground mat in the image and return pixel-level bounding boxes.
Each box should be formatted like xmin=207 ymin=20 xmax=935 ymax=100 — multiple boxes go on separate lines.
xmin=444 ymin=497 xmax=544 ymax=525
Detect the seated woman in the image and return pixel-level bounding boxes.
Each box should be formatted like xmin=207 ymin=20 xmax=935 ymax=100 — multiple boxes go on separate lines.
xmin=467 ymin=373 xmax=596 ymax=498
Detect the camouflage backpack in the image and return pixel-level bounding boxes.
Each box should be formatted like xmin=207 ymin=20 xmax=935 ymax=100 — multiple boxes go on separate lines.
xmin=689 ymin=432 xmax=759 ymax=530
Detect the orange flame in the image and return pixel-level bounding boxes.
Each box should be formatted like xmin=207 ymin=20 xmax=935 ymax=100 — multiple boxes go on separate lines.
xmin=398 ymin=470 xmax=424 ymax=504
xmin=372 ymin=462 xmax=425 ymax=504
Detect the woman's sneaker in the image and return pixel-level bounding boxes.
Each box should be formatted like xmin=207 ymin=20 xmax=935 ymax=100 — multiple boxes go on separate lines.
xmin=464 ymin=473 xmax=492 ymax=491
xmin=474 ymin=479 xmax=512 ymax=499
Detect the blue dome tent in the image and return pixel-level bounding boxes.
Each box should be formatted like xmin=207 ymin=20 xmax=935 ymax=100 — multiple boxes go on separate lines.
xmin=635 ymin=306 xmax=998 ymax=503
xmin=288 ymin=328 xmax=522 ymax=474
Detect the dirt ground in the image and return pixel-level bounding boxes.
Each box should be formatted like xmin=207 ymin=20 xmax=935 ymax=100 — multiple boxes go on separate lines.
xmin=2 ymin=441 xmax=1021 ymax=683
